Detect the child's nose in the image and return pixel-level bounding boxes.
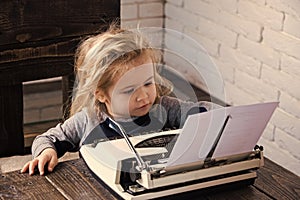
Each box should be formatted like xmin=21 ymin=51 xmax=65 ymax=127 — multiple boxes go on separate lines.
xmin=136 ymin=87 xmax=148 ymax=102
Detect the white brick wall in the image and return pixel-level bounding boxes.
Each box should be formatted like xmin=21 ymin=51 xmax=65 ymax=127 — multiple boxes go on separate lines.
xmin=121 ymin=0 xmax=164 ymax=28
xmin=162 ymin=0 xmax=300 ymax=175
xmin=120 ymin=0 xmax=300 ymax=176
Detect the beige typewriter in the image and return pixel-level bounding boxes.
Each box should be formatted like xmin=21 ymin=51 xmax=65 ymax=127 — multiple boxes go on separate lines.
xmin=80 ymin=102 xmax=278 ymax=200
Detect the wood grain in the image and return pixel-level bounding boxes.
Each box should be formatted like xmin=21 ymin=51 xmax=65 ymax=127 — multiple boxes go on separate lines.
xmin=1 ymin=158 xmax=299 ymax=199
xmin=254 ymin=158 xmax=300 ymax=200
xmin=45 ymin=159 xmax=117 ymax=200
xmin=0 ymin=171 xmax=65 ymax=199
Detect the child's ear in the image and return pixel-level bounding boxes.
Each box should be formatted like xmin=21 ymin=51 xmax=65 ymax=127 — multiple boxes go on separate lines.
xmin=95 ymin=90 xmax=107 ymax=103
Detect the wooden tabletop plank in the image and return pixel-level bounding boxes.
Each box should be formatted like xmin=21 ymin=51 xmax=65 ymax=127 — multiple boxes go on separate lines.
xmin=0 ymin=171 xmax=65 ymax=199
xmin=45 ymin=159 xmax=117 ymax=200
xmin=1 ymin=157 xmax=299 ymax=199
xmin=254 ymin=158 xmax=300 ymax=200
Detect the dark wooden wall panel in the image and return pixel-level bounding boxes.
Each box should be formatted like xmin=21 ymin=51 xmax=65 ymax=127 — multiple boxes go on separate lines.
xmin=0 ymin=0 xmax=120 ymax=156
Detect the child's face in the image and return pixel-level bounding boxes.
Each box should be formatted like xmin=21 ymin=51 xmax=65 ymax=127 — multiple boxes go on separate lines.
xmin=96 ymin=56 xmax=157 ymax=119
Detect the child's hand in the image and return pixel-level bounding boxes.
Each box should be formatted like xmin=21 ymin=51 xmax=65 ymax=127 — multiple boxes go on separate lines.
xmin=21 ymin=148 xmax=58 ymax=176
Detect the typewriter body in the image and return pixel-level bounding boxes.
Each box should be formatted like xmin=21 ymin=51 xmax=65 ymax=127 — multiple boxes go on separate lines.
xmin=80 ymin=129 xmax=264 ymax=200
xmin=80 ymin=102 xmax=278 ymax=199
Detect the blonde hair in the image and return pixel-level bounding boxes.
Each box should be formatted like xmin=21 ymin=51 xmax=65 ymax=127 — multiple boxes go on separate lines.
xmin=70 ymin=26 xmax=172 ymax=118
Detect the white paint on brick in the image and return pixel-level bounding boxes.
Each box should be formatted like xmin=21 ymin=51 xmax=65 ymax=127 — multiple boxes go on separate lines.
xmin=275 ymin=128 xmax=300 ymax=159
xmin=238 ymin=35 xmax=280 ymax=68
xmin=183 ymin=27 xmax=219 ymax=56
xmin=272 ymin=108 xmax=300 ymax=140
xmin=235 ymin=69 xmax=279 ymax=102
xmin=283 ymin=14 xmax=300 ymax=40
xmin=213 ymin=59 xmax=235 ymax=83
xmin=281 ymin=53 xmax=300 ymax=77
xmin=262 ymin=123 xmax=275 ymax=141
xmin=219 ymin=45 xmax=261 ymax=78
xmin=224 ymin=82 xmax=260 ymax=105
xmin=121 ymin=4 xmax=138 ymax=20
xmin=139 ymin=2 xmax=163 ymax=18
xmin=184 ymin=0 xmax=220 ymax=22
xmin=279 ymin=92 xmax=300 ymax=119
xmin=207 ymin=0 xmax=238 ymax=14
xmin=166 ymin=0 xmax=183 ymax=7
xmin=165 ymin=18 xmax=184 ymax=33
xmin=217 ymin=10 xmax=262 ymax=42
xmin=263 ymin=27 xmax=300 ymax=59
xmin=197 ymin=17 xmax=238 ymax=48
xmin=249 ymin=0 xmax=266 ymax=6
xmin=165 ymin=3 xmax=200 ymax=28
xmin=238 ymin=0 xmax=284 ymax=30
xmin=266 ymin=0 xmax=300 ymax=19
xmin=261 ymin=64 xmax=300 ymax=100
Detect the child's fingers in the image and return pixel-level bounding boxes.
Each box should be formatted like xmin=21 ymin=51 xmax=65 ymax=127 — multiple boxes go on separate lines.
xmin=28 ymin=159 xmax=39 ymax=175
xmin=37 ymin=157 xmax=48 ymax=176
xmin=47 ymin=155 xmax=58 ymax=172
xmin=20 ymin=161 xmax=30 ymax=173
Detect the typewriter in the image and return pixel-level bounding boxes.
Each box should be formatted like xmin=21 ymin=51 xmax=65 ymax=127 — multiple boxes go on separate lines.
xmin=80 ymin=102 xmax=277 ymax=200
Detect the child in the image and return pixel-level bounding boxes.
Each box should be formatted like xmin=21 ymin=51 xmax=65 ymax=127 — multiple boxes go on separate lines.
xmin=21 ymin=26 xmax=219 ymax=176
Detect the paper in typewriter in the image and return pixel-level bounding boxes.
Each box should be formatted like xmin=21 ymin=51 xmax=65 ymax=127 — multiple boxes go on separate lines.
xmin=166 ymin=102 xmax=278 ymax=167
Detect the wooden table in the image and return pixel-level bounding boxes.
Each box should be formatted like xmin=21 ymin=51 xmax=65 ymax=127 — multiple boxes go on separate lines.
xmin=1 ymin=158 xmax=299 ymax=199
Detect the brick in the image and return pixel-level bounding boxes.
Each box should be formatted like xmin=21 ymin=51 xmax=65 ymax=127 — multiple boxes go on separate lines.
xmin=123 ymin=18 xmax=164 ymax=28
xmin=184 ymin=0 xmax=219 ymax=22
xmin=193 ymin=67 xmax=225 ymax=101
xmin=165 ymin=32 xmax=198 ymax=63
xmin=217 ymin=11 xmax=262 ymax=42
xmin=121 ymin=20 xmax=140 ymax=28
xmin=261 ymin=64 xmax=300 ymax=99
xmin=165 ymin=18 xmax=184 ymax=33
xmin=281 ymin=53 xmax=300 ymax=77
xmin=238 ymin=0 xmax=284 ymax=30
xmin=271 ymin=108 xmax=300 ymax=140
xmin=274 ymin=128 xmax=300 ymax=159
xmin=249 ymin=0 xmax=266 ymax=6
xmin=263 ymin=27 xmax=300 ymax=60
xmin=219 ymin=45 xmax=261 ymax=77
xmin=165 ymin=3 xmax=200 ymax=28
xmin=267 ymin=0 xmax=300 ymax=19
xmin=224 ymin=82 xmax=260 ymax=105
xmin=139 ymin=2 xmax=163 ymax=18
xmin=166 ymin=0 xmax=183 ymax=7
xmin=280 ymin=91 xmax=300 ymax=118
xmin=284 ymin=14 xmax=300 ymax=40
xmin=122 ymin=0 xmax=161 ymax=4
xmin=197 ymin=17 xmax=238 ymax=48
xmin=238 ymin=35 xmax=280 ymax=68
xmin=261 ymin=123 xmax=275 ymax=141
xmin=213 ymin=59 xmax=235 ymax=83
xmin=209 ymin=0 xmax=238 ymax=14
xmin=121 ymin=4 xmax=138 ymax=20
xmin=235 ymin=70 xmax=279 ymax=101
xmin=184 ymin=27 xmax=219 ymax=56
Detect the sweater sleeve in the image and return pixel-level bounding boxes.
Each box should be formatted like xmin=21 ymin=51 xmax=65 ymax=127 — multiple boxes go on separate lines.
xmin=31 ymin=110 xmax=88 ymax=158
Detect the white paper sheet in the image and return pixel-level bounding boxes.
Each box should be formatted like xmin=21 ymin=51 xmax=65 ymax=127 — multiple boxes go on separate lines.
xmin=166 ymin=102 xmax=278 ymax=167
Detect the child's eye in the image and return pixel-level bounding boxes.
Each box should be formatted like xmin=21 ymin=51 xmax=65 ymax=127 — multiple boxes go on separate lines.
xmin=122 ymin=88 xmax=134 ymax=94
xmin=144 ymin=81 xmax=154 ymax=87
